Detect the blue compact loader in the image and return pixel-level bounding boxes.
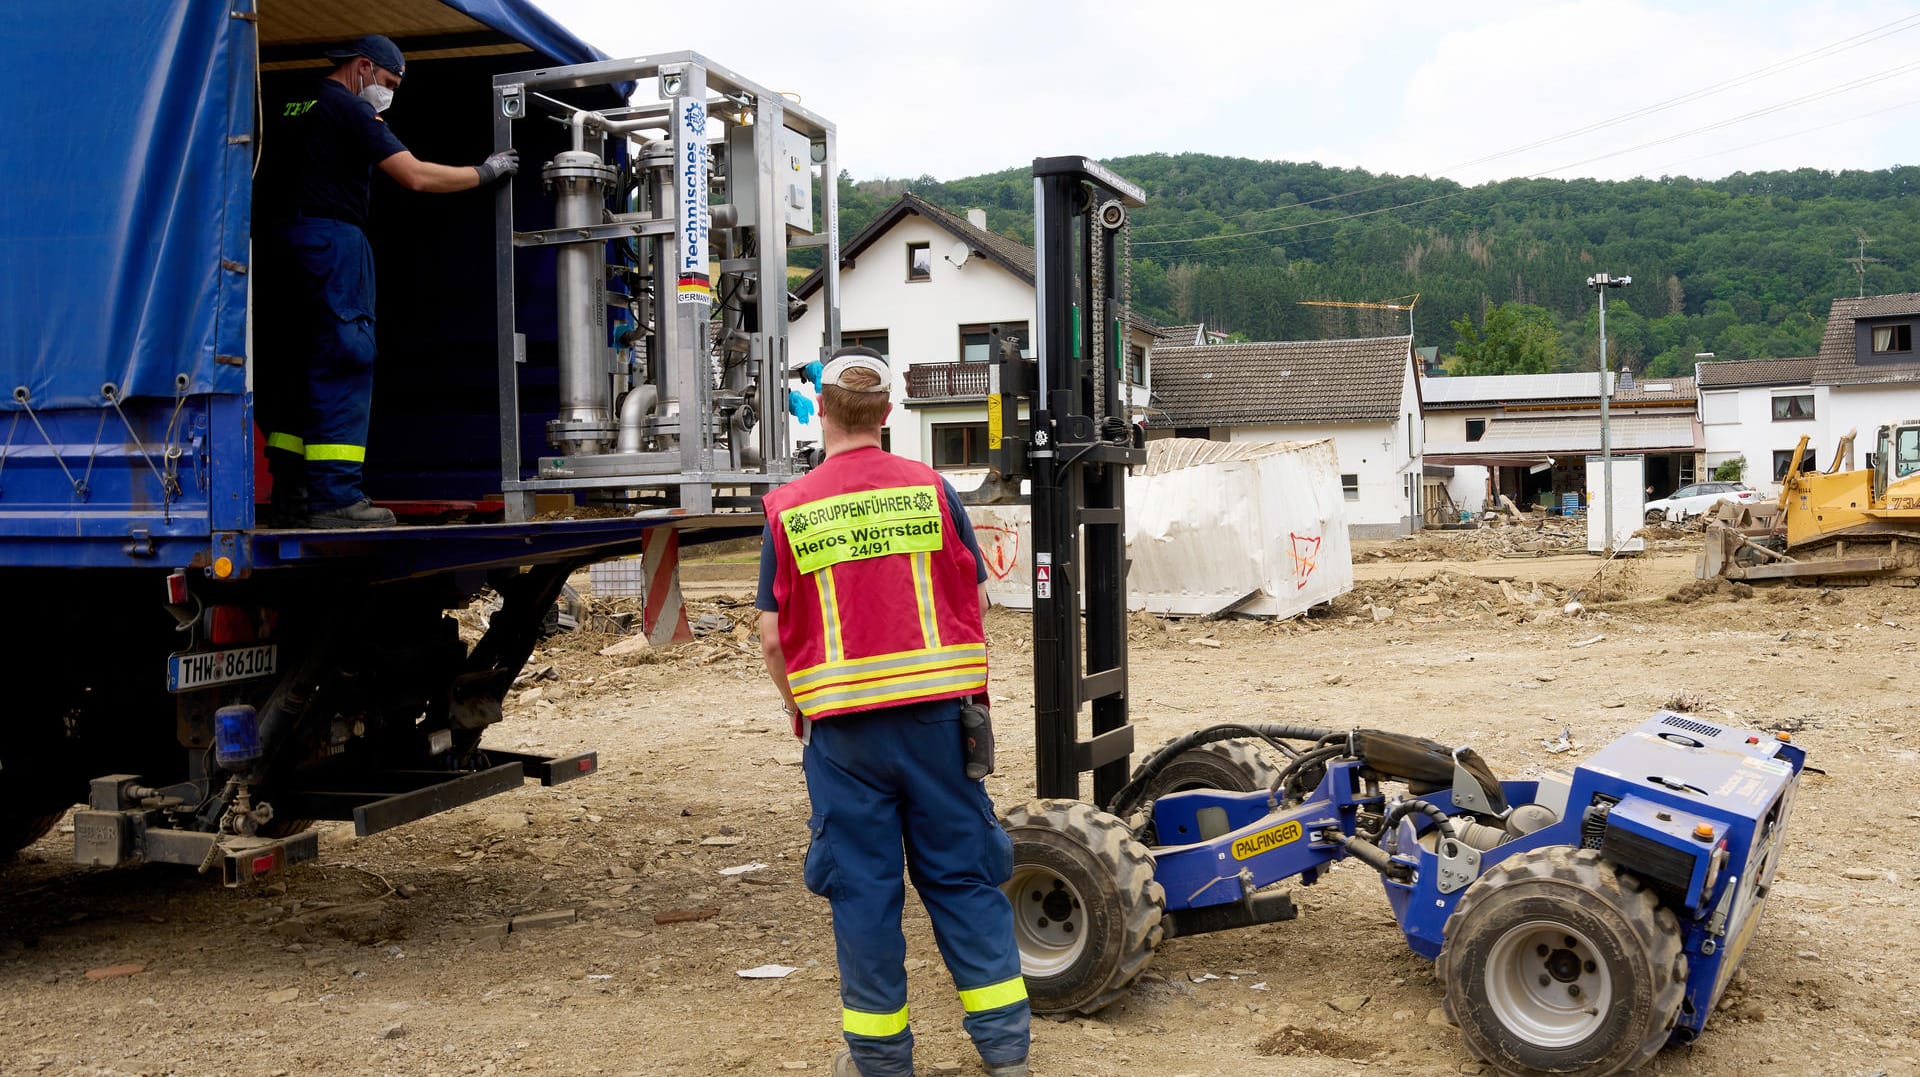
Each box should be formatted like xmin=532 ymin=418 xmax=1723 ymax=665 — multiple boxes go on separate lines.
xmin=976 ymin=158 xmax=1806 ymax=1076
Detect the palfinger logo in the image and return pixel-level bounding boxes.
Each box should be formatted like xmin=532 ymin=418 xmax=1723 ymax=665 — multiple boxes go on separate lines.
xmin=1230 ymin=819 xmax=1302 ymax=860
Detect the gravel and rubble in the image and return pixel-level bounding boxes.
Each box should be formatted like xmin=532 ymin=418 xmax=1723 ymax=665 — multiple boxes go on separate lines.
xmin=1358 ymin=519 xmax=1698 ymax=563
xmin=3 ymin=549 xmax=1918 ymax=1076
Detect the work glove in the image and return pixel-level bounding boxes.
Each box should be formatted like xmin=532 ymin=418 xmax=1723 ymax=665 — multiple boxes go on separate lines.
xmin=787 ymin=391 xmax=815 ymax=424
xmin=474 ymin=148 xmax=521 ymax=185
xmin=803 ymin=359 xmax=824 ymax=393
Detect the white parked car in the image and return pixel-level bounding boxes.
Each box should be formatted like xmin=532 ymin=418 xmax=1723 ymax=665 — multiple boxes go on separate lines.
xmin=1644 ymin=481 xmax=1759 ymax=522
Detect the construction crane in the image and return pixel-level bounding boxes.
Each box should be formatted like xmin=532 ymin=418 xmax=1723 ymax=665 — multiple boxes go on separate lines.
xmin=1297 ymin=293 xmax=1420 ymax=337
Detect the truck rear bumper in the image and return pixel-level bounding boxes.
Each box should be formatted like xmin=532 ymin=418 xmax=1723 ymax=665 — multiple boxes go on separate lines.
xmin=74 ymin=811 xmax=321 ymax=887
xmin=73 ymin=748 xmax=597 ymax=882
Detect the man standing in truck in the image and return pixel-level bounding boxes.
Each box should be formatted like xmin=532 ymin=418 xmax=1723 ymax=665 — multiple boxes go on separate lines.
xmin=756 ymin=346 xmax=1030 ymax=1077
xmin=253 ymin=34 xmax=519 ymax=528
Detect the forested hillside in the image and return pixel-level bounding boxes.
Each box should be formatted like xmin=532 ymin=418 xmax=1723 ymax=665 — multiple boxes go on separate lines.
xmin=829 ymin=155 xmax=1920 ymax=376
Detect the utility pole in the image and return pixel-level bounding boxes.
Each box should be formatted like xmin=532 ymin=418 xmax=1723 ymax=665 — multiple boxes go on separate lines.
xmin=1843 ymin=233 xmax=1880 ymax=298
xmin=1587 ymin=273 xmax=1631 ymax=555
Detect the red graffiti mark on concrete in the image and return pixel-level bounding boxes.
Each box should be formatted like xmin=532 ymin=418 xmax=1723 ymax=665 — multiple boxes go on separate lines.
xmin=977 ymin=525 xmax=1020 ymax=581
xmin=1289 ymin=532 xmax=1322 ymax=589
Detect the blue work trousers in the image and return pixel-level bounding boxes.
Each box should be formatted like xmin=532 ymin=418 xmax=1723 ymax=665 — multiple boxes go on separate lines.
xmin=801 ymin=700 xmax=1030 ymax=1077
xmin=256 ymin=217 xmax=378 ymax=511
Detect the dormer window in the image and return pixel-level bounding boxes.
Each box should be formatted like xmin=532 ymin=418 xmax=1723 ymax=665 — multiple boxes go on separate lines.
xmin=1858 ymin=315 xmax=1917 ymax=363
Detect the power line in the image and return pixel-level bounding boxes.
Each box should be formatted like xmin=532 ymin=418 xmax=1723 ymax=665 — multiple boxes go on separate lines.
xmin=1533 ymin=59 xmax=1920 ymax=178
xmin=1443 ymin=12 xmax=1920 ymax=181
xmin=1132 ymin=192 xmax=1461 ymax=247
xmin=1651 ymin=95 xmax=1920 ymax=172
xmin=1124 ymin=11 xmax=1920 ymax=240
xmin=1134 ymin=58 xmax=1920 ymax=252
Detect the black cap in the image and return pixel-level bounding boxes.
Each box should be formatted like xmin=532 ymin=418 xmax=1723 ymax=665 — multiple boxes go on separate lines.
xmin=323 ymin=34 xmax=406 ymax=77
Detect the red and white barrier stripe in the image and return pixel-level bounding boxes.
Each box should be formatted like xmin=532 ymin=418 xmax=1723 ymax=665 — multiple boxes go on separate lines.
xmin=642 ymin=526 xmax=694 ymax=645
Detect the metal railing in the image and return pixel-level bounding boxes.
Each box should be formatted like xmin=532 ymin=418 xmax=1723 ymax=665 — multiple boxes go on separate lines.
xmin=905 ymin=362 xmax=991 ymax=401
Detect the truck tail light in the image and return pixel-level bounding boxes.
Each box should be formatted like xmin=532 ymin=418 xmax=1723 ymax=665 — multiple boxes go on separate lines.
xmin=207 ymin=606 xmax=256 ymax=645
xmin=166 ymin=571 xmax=189 ymax=605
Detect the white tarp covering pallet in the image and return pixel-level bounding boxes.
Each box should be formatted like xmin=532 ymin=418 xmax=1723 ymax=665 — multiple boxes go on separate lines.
xmin=967 ymin=438 xmax=1353 ymax=618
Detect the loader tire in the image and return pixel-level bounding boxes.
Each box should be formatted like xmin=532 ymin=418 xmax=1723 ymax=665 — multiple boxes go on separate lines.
xmin=1001 ymin=799 xmax=1165 ymax=1016
xmin=1437 ymin=846 xmax=1687 ymax=1077
xmin=0 ymin=809 xmax=67 ymax=858
xmin=1139 ymin=737 xmax=1286 ymax=800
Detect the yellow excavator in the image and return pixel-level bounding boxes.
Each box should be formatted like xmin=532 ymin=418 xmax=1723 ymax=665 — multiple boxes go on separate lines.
xmin=1699 ymin=421 xmax=1920 ymax=581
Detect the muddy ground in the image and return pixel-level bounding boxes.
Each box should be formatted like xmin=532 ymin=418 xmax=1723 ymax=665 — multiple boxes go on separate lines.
xmin=3 ymin=533 xmax=1918 ymax=1077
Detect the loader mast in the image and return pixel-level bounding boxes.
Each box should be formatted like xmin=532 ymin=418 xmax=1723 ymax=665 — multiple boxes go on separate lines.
xmin=999 ymin=157 xmax=1146 ymax=803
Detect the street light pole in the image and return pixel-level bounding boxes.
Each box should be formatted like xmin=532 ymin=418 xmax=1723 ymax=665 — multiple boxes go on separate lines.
xmin=1587 ymin=272 xmax=1631 ymax=554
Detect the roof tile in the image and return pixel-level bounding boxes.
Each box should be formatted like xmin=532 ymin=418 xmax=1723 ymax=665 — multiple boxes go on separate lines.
xmin=1695 ymin=357 xmax=1816 ymax=388
xmin=1147 ymin=336 xmax=1413 ymax=426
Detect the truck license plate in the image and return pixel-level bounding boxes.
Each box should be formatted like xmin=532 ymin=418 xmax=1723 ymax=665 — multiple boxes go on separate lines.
xmin=167 ymin=645 xmax=278 ymax=692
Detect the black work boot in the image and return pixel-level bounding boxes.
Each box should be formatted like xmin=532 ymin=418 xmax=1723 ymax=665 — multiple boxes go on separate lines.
xmin=307 ymin=498 xmax=396 ymax=529
xmin=264 ymin=453 xmax=308 ymax=528
xmin=266 ymin=484 xmax=309 ymax=529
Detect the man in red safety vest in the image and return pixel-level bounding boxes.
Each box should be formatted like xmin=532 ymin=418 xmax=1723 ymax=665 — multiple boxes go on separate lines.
xmin=757 ymin=346 xmax=1030 ymax=1077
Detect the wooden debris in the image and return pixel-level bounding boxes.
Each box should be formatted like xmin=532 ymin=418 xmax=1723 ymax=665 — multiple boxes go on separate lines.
xmin=84 ymin=963 xmax=146 ymax=981
xmin=653 ymin=907 xmax=722 ymax=925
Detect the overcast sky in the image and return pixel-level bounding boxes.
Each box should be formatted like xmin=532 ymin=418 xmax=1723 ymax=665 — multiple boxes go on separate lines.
xmin=533 ymin=1 xmax=1920 ymax=186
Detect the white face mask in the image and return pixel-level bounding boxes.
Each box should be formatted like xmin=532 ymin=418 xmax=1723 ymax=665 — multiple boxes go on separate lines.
xmin=355 ymin=65 xmax=394 ymax=113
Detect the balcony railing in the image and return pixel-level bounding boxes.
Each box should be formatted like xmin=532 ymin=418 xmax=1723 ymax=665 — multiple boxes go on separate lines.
xmin=906 ymin=361 xmax=991 ymax=402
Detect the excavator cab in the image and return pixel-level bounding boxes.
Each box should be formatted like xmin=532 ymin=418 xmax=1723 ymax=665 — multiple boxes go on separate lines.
xmin=1894 ymin=425 xmax=1920 ymax=478
xmin=1871 ymin=422 xmax=1920 ymax=501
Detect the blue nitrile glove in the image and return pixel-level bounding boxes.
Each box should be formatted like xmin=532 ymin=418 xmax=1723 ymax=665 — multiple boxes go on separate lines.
xmin=788 ymin=392 xmax=815 ymax=423
xmin=804 ymin=360 xmax=824 ymax=393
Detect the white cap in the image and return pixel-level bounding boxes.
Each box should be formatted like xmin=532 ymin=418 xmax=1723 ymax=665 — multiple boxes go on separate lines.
xmin=820 ymin=347 xmax=891 ymax=393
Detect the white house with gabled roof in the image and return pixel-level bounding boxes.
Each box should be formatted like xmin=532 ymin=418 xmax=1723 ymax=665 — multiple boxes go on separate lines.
xmin=787 ymin=194 xmax=1164 ymax=484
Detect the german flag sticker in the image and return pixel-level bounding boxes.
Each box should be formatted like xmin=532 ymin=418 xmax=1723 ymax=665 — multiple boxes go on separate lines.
xmin=677 ymin=274 xmax=712 ymax=303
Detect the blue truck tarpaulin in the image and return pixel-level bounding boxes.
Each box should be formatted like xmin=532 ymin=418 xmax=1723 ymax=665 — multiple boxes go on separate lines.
xmin=442 ymin=0 xmax=612 ymax=75
xmin=0 ymin=0 xmax=253 ymax=411
xmin=0 ymin=0 xmax=608 ymax=414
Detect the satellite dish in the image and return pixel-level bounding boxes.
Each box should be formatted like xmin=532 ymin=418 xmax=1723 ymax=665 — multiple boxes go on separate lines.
xmin=945 ymin=241 xmax=972 ymax=268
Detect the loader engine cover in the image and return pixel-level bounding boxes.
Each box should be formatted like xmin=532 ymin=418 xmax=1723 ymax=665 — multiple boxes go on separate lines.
xmin=1559 ymin=711 xmax=1804 ymax=1024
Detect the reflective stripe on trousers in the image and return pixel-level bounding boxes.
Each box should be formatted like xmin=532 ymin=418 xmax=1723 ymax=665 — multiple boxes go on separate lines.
xmin=801 ymin=700 xmax=1028 ymax=1077
xmin=258 ymin=217 xmax=377 ymax=511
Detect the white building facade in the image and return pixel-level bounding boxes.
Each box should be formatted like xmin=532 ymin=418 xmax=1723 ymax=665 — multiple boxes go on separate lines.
xmin=1694 ymin=358 xmax=1824 ymax=495
xmin=788 ymin=194 xmax=1161 ymax=483
xmin=1421 ymin=372 xmax=1700 ymax=516
xmin=1809 ymin=293 xmax=1920 ymax=469
xmin=1145 ymin=336 xmax=1424 ymax=538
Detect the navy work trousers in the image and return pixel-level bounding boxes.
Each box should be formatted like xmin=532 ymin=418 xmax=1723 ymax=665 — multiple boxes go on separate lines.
xmin=801 ymin=700 xmax=1030 ymax=1076
xmin=255 ymin=217 xmax=378 ymax=511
